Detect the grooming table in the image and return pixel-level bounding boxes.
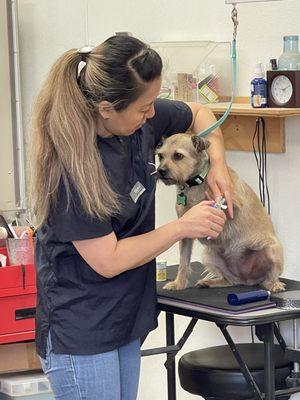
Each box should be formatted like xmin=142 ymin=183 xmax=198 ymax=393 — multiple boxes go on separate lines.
xmin=142 ymin=262 xmax=300 ymax=400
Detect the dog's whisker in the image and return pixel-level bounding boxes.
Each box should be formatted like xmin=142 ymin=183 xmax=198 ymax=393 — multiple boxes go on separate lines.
xmin=148 ymin=162 xmax=158 ymax=176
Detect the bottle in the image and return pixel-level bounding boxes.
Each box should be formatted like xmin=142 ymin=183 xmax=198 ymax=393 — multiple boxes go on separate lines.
xmin=156 ymin=260 xmax=167 ymax=282
xmin=250 ymin=63 xmax=267 ymax=108
xmin=270 ymin=58 xmax=278 ymax=71
xmin=278 ymin=35 xmax=300 ymax=71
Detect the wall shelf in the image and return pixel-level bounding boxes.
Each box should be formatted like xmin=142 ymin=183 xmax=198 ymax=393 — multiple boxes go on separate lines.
xmin=206 ymin=100 xmax=300 ymax=153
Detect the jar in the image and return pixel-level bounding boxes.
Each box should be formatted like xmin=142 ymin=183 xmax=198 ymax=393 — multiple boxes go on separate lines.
xmin=278 ymin=35 xmax=300 ymax=70
xmin=156 ymin=260 xmax=167 ymax=282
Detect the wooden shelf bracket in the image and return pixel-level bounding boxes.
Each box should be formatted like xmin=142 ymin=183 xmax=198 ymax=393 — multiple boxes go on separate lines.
xmin=220 ymin=115 xmax=285 ymax=153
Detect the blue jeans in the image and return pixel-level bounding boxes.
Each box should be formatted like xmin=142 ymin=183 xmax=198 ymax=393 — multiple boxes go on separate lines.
xmin=40 ymin=333 xmax=141 ymax=400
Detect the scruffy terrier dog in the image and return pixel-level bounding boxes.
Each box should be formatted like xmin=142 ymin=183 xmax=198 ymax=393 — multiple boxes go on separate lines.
xmin=157 ymin=133 xmax=285 ymax=293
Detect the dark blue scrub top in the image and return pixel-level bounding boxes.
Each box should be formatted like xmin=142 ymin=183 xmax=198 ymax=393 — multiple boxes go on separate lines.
xmin=35 ymin=99 xmax=193 ymax=358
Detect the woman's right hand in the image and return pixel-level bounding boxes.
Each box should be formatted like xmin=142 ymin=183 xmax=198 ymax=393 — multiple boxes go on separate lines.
xmin=177 ymin=200 xmax=226 ymax=240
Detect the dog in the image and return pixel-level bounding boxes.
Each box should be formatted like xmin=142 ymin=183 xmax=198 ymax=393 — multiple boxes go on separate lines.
xmin=156 ymin=133 xmax=285 ymax=293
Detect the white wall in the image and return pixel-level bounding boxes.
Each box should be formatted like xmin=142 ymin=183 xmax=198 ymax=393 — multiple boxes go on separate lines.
xmin=16 ymin=0 xmax=300 ymax=399
xmin=0 ymin=1 xmax=16 ymax=211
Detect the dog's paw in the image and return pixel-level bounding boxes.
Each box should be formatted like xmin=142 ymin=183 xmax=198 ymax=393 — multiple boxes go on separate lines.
xmin=196 ymin=277 xmax=231 ymax=288
xmin=264 ymin=281 xmax=286 ymax=293
xmin=196 ymin=279 xmax=211 ymax=288
xmin=163 ymin=280 xmax=187 ymax=290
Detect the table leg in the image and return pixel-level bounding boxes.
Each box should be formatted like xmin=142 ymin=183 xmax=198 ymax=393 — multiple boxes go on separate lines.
xmin=166 ymin=312 xmax=176 ymax=400
xmin=219 ymin=324 xmax=263 ymax=400
xmin=256 ymin=323 xmax=275 ymax=400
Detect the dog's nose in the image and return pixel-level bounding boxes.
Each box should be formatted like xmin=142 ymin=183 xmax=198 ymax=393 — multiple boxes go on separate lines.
xmin=158 ymin=168 xmax=169 ymax=178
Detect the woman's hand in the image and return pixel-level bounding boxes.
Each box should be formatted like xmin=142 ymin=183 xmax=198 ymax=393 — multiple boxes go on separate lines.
xmin=178 ymin=200 xmax=227 ymax=240
xmin=207 ymin=162 xmax=234 ymax=219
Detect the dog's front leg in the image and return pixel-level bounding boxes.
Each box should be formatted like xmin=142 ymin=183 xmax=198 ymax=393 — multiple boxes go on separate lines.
xmin=163 ymin=239 xmax=194 ymax=290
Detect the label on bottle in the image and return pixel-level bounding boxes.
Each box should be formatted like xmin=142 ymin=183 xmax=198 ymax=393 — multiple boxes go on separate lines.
xmin=251 ymin=81 xmax=267 ymax=108
xmin=253 ymin=94 xmax=267 ymax=107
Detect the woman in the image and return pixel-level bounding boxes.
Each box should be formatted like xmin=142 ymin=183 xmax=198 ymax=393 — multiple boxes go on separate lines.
xmin=29 ymin=35 xmax=232 ymax=400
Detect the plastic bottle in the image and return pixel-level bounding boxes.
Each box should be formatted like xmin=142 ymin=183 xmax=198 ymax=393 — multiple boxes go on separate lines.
xmin=250 ymin=63 xmax=267 ymax=108
xmin=156 ymin=260 xmax=167 ymax=282
xmin=278 ymin=35 xmax=300 ymax=71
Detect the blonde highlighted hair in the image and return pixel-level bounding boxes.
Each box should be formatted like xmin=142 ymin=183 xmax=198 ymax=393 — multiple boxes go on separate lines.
xmin=29 ymin=36 xmax=162 ymax=227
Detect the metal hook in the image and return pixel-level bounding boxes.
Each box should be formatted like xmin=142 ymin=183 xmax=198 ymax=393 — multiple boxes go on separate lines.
xmin=231 ymin=4 xmax=239 ymax=39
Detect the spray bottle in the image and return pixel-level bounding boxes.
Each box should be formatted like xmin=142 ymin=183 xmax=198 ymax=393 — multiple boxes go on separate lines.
xmin=250 ymin=63 xmax=267 ymax=108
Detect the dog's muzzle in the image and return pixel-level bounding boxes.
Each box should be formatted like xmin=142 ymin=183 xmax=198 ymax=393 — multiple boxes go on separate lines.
xmin=157 ymin=168 xmax=175 ymax=185
xmin=157 ymin=168 xmax=169 ymax=178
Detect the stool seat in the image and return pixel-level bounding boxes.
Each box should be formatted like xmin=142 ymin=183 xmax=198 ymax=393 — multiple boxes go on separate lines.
xmin=179 ymin=343 xmax=292 ymax=400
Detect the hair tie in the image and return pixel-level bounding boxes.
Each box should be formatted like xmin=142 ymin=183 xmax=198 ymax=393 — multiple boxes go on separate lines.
xmin=77 ymin=45 xmax=94 ymax=60
xmin=77 ymin=45 xmax=94 ymax=78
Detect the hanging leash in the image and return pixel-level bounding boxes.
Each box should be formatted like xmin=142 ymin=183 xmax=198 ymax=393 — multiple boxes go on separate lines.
xmin=199 ymin=4 xmax=239 ymax=138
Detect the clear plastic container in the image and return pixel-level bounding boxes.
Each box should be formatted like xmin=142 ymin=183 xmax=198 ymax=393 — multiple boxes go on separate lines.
xmin=0 ymin=394 xmax=54 ymax=400
xmin=6 ymin=239 xmax=34 ymax=265
xmin=151 ymin=41 xmax=231 ymax=104
xmin=278 ymin=35 xmax=300 ymax=71
xmin=0 ymin=373 xmax=51 ymax=397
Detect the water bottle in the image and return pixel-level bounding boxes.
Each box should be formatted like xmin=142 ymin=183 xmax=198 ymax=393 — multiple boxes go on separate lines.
xmin=278 ymin=35 xmax=300 ymax=71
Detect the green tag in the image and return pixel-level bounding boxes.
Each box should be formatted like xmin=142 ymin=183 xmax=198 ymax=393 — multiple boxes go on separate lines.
xmin=177 ymin=192 xmax=187 ymax=206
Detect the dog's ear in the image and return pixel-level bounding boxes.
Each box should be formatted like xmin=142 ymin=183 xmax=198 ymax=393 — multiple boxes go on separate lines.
xmin=155 ymin=137 xmax=165 ymax=153
xmin=191 ymin=136 xmax=210 ymax=152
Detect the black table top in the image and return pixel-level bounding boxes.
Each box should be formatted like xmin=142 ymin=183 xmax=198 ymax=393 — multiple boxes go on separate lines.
xmin=157 ymin=263 xmax=300 ymax=326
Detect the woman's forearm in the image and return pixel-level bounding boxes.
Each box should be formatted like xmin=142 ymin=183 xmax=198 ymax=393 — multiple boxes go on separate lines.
xmin=108 ymin=220 xmax=182 ymax=276
xmin=73 ymin=199 xmax=226 ymax=278
xmin=74 ymin=219 xmax=185 ymax=278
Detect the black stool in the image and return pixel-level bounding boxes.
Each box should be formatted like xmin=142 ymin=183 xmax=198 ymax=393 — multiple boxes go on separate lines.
xmin=178 ymin=343 xmax=292 ymax=400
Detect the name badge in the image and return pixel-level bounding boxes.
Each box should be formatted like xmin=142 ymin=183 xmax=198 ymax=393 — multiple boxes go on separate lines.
xmin=130 ymin=181 xmax=146 ymax=203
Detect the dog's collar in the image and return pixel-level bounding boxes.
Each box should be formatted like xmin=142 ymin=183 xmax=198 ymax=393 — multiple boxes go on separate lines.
xmin=185 ymin=174 xmax=206 ymax=187
xmin=177 ymin=159 xmax=210 ymax=206
xmin=184 ymin=158 xmax=210 ymax=188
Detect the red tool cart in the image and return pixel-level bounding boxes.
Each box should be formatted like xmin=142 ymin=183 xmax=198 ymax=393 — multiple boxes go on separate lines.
xmin=0 ymin=247 xmax=36 ymax=344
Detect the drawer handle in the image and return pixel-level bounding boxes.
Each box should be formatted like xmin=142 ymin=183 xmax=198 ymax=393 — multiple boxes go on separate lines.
xmin=15 ymin=307 xmax=36 ymax=320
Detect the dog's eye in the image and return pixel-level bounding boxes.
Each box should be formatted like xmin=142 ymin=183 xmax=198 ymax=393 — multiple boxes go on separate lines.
xmin=173 ymin=152 xmax=184 ymax=160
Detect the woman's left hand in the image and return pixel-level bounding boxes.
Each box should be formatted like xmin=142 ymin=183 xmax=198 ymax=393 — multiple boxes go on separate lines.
xmin=206 ymin=163 xmax=234 ymax=219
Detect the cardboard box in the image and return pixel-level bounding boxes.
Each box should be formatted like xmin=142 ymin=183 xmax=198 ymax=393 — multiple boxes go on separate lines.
xmin=0 ymin=342 xmax=41 ymax=374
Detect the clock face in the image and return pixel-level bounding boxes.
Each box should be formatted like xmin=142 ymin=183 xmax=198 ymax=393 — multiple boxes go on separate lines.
xmin=271 ymin=75 xmax=293 ymax=105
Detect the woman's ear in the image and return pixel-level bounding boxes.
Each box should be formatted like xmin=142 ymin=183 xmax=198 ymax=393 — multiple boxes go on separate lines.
xmin=98 ymin=101 xmax=115 ymax=119
xmin=191 ymin=135 xmax=210 ymax=152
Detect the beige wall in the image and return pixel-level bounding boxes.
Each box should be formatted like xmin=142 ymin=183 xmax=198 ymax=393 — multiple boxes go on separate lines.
xmin=12 ymin=1 xmax=300 ymax=399
xmin=0 ymin=0 xmax=16 ymax=212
